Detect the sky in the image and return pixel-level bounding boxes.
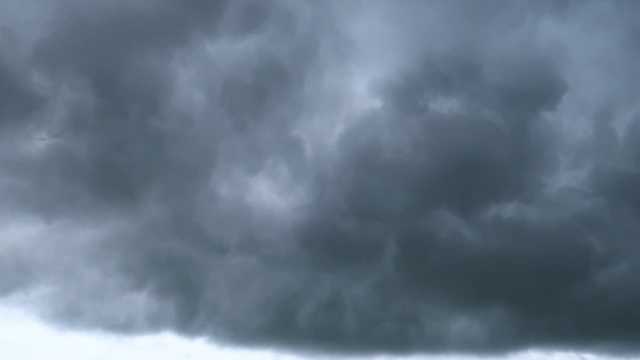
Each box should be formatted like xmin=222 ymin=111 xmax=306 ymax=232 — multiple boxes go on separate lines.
xmin=1 ymin=0 xmax=640 ymax=359
xmin=0 ymin=304 xmax=627 ymax=359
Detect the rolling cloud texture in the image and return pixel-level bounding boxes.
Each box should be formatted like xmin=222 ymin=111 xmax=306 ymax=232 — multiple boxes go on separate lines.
xmin=2 ymin=0 xmax=640 ymax=355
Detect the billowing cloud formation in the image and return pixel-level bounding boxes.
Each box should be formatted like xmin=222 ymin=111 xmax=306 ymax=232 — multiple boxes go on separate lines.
xmin=2 ymin=0 xmax=640 ymax=356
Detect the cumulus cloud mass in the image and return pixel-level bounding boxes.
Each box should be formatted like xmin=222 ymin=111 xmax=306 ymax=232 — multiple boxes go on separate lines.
xmin=1 ymin=0 xmax=640 ymax=356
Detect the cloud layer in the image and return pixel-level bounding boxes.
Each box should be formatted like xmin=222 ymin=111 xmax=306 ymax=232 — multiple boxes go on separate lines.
xmin=2 ymin=0 xmax=640 ymax=355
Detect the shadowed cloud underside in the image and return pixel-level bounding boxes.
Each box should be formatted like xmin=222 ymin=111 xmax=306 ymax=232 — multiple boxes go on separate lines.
xmin=1 ymin=0 xmax=640 ymax=356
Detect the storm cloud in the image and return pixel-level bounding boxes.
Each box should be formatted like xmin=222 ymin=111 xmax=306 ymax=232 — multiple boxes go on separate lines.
xmin=2 ymin=0 xmax=640 ymax=356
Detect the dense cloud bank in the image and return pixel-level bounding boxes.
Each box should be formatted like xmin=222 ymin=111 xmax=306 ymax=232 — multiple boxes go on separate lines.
xmin=2 ymin=0 xmax=640 ymax=355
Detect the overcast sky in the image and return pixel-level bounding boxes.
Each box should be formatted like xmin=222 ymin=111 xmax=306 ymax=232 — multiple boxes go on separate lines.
xmin=2 ymin=0 xmax=640 ymax=359
xmin=0 ymin=304 xmax=628 ymax=360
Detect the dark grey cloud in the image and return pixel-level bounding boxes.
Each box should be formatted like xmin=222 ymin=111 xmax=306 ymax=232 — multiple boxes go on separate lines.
xmin=0 ymin=61 xmax=43 ymax=122
xmin=2 ymin=0 xmax=640 ymax=356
